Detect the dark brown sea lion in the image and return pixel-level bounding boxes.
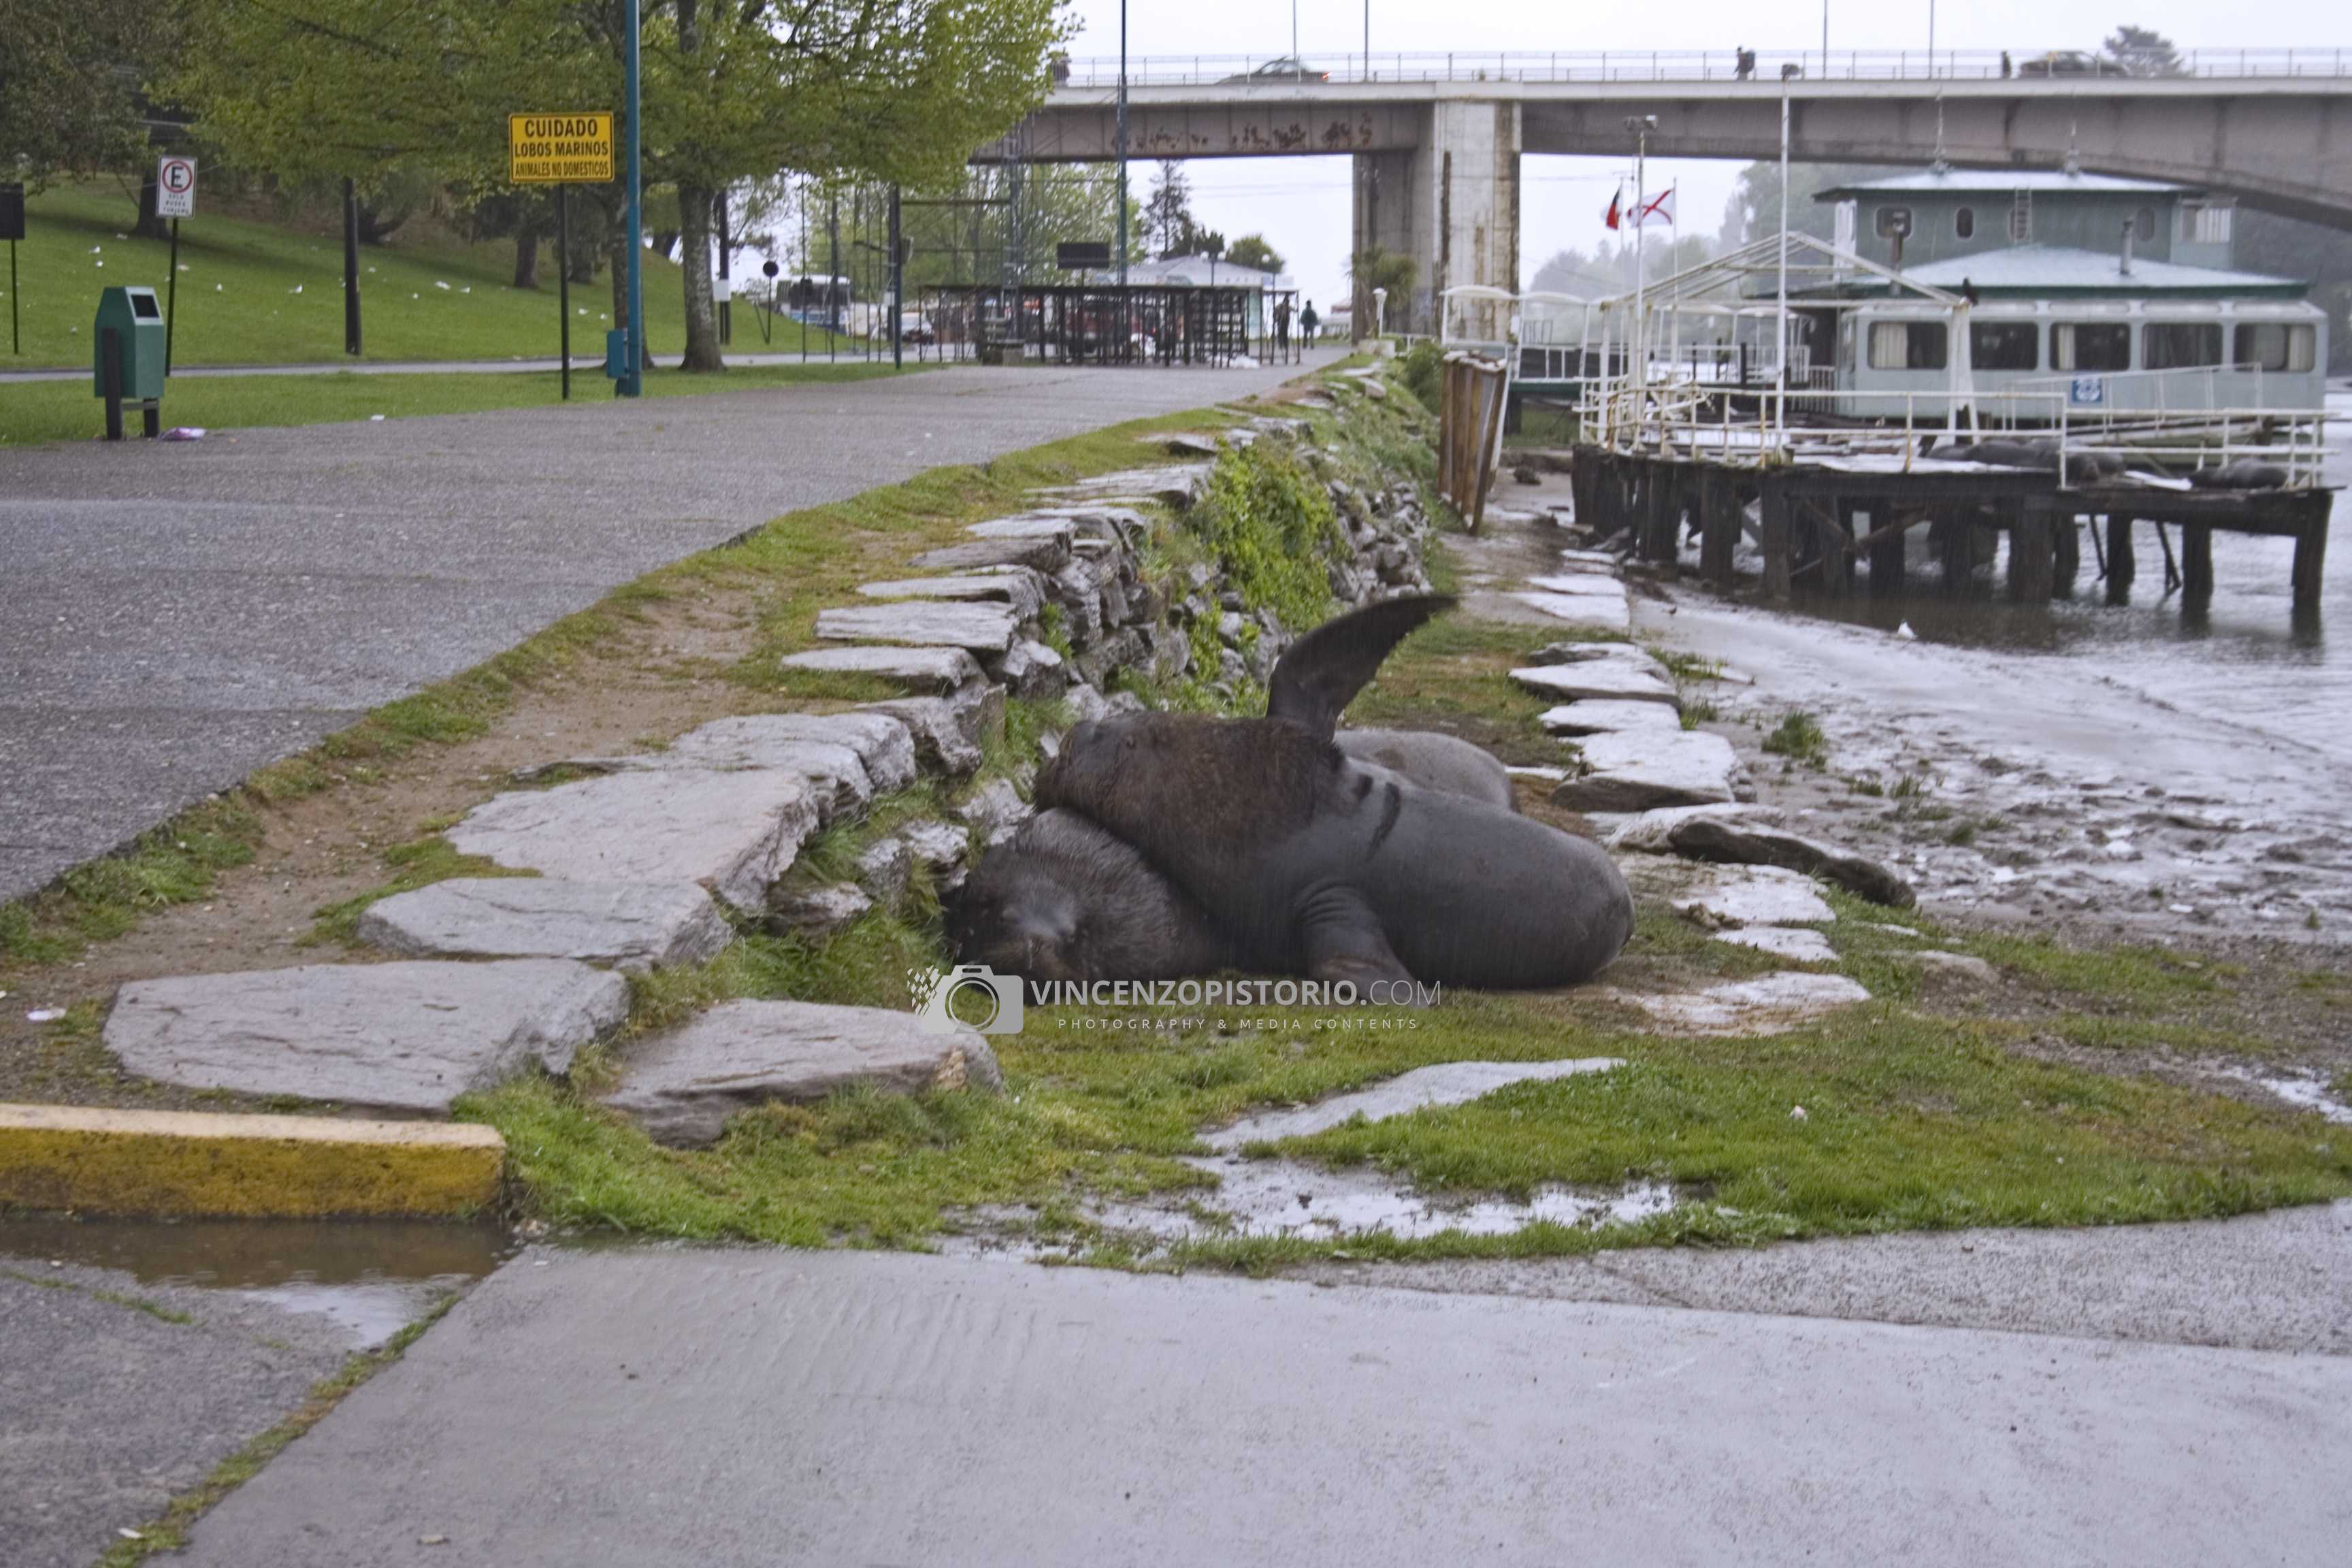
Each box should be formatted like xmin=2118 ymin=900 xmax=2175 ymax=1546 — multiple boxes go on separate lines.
xmin=1032 ymin=596 xmax=1633 ymax=992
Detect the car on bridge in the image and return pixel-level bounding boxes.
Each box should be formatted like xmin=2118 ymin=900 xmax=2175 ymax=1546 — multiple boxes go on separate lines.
xmin=1221 ymin=56 xmax=1329 ymax=84
xmin=2016 ymin=50 xmax=2105 ymax=78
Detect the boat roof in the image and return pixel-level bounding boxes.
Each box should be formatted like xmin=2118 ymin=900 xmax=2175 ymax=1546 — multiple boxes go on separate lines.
xmin=1816 ymin=168 xmax=2198 ymax=201
xmin=1808 ymin=245 xmax=2307 ymax=298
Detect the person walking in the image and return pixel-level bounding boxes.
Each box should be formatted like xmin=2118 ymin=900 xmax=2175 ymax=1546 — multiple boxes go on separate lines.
xmin=1300 ymin=299 xmax=1320 ymax=342
xmin=1735 ymin=47 xmax=1757 ymax=81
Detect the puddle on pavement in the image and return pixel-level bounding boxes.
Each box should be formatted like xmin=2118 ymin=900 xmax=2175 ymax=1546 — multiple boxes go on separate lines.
xmin=1089 ymin=1162 xmax=1677 ymax=1245
xmin=0 ymin=1215 xmax=517 ymax=1347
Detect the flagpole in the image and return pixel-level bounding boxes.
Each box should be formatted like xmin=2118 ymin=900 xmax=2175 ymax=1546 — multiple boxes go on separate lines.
xmin=1776 ymin=74 xmax=1790 ymax=448
xmin=1631 ymin=122 xmax=1647 ymax=401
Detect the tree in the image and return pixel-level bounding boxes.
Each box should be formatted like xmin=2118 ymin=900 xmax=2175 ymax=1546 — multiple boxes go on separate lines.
xmin=1142 ymin=161 xmax=1194 ymax=257
xmin=1225 ymin=234 xmax=1284 ymax=274
xmin=2102 ymin=25 xmax=2184 ymax=77
xmin=3 ymin=0 xmax=181 ymax=232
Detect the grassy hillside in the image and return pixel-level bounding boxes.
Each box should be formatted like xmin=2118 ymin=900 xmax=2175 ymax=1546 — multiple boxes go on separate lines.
xmin=0 ymin=183 xmax=698 ymax=370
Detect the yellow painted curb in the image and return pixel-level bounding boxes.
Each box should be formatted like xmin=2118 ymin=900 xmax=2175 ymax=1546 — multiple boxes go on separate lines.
xmin=0 ymin=1103 xmax=505 ymax=1218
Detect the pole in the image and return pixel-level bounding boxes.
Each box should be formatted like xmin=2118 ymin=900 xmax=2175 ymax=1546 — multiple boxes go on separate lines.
xmin=557 ymin=185 xmax=572 ymax=401
xmin=1291 ymin=0 xmax=1298 ymax=65
xmin=827 ymin=189 xmax=839 ymax=362
xmin=621 ymin=0 xmax=646 ymax=396
xmin=8 ymin=240 xmax=16 ymax=355
xmin=342 ymin=177 xmax=361 ymax=356
xmin=1633 ymin=126 xmax=1646 ymax=396
xmin=1365 ymin=0 xmax=1370 ymax=80
xmin=1928 ymin=0 xmax=1935 ymax=74
xmin=1116 ymin=0 xmax=1130 ymax=299
xmin=1776 ymin=80 xmax=1790 ymax=447
xmin=889 ymin=184 xmax=903 ymax=371
xmin=164 ymin=218 xmax=180 ymax=374
xmin=1821 ymin=1 xmax=1829 ymax=80
xmin=717 ymin=190 xmax=732 ymax=347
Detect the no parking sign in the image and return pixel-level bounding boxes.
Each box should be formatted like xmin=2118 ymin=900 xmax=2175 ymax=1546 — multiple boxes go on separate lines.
xmin=157 ymin=157 xmax=197 ymax=219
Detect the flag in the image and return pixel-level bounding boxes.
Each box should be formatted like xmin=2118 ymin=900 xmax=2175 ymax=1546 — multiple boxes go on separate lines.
xmin=1635 ymin=185 xmax=1677 ymax=229
xmin=1603 ymin=186 xmax=1622 ymax=231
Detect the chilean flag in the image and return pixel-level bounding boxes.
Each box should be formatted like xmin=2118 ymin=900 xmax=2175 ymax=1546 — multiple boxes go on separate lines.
xmin=1603 ymin=186 xmax=1623 ymax=231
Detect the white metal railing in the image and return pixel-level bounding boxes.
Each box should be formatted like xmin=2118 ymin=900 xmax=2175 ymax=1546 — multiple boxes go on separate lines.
xmin=1578 ymin=375 xmax=2334 ymax=489
xmin=1051 ymin=48 xmax=2352 ymax=89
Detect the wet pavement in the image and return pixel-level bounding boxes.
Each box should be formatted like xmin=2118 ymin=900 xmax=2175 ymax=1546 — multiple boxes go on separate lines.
xmin=168 ymin=1239 xmax=2352 ymax=1567
xmin=0 ymin=355 xmax=1333 ymax=902
xmin=0 ymin=1217 xmax=510 ymax=1568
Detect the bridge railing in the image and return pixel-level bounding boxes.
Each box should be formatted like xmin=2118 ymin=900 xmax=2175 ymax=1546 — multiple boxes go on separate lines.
xmin=1053 ymin=48 xmax=2352 ymax=89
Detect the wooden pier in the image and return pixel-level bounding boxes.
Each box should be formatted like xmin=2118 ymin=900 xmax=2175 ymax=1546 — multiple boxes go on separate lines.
xmin=1568 ymin=449 xmax=2334 ymax=614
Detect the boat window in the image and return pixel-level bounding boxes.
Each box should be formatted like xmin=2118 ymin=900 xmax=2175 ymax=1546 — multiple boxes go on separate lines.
xmin=2178 ymin=202 xmax=2234 ymax=245
xmin=2134 ymin=207 xmax=2157 ymax=243
xmin=2232 ymin=322 xmax=2316 ymax=374
xmin=1874 ymin=206 xmax=1913 ymax=239
xmin=1954 ymin=207 xmax=1975 ymax=240
xmin=2053 ymin=323 xmax=2132 ymax=371
xmin=2143 ymin=321 xmax=2224 ymax=370
xmin=1868 ymin=320 xmax=1947 ymax=371
xmin=1970 ymin=321 xmax=2038 ymax=371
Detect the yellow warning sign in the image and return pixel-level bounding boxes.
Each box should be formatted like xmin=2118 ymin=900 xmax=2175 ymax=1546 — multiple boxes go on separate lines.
xmin=508 ymin=114 xmax=615 ymax=184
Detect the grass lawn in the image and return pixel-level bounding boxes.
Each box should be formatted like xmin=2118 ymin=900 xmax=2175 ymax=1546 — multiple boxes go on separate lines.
xmin=0 ymin=359 xmax=917 ymax=447
xmin=0 ymin=182 xmax=864 ymax=373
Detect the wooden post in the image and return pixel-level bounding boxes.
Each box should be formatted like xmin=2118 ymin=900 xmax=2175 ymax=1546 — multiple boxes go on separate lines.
xmin=2182 ymin=523 xmax=2214 ymax=601
xmin=1936 ymin=511 xmax=1973 ymax=594
xmin=2053 ymin=514 xmax=2081 ymax=597
xmin=2105 ymin=514 xmax=2136 ymax=604
xmin=1701 ymin=470 xmax=1737 ymax=588
xmin=1643 ymin=463 xmax=1674 ymax=564
xmin=1760 ymin=477 xmax=1792 ymax=601
xmin=1868 ymin=505 xmax=1907 ymax=593
xmin=2012 ymin=508 xmax=2053 ymax=602
xmin=2292 ymin=496 xmax=2330 ymax=612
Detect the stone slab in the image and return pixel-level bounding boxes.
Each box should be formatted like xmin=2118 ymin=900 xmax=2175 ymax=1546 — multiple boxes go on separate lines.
xmin=103 ymin=961 xmax=630 ymax=1115
xmin=1668 ymin=864 xmax=1838 ymax=930
xmin=1607 ymin=802 xmax=1783 ymax=852
xmin=448 ymin=769 xmax=821 ymax=913
xmin=1523 ymin=573 xmax=1627 ymax=598
xmin=862 ymin=681 xmax=996 ymax=777
xmin=1538 ymin=700 xmax=1684 ymax=737
xmin=1668 ymin=817 xmax=1918 ymax=909
xmin=1713 ymin=926 xmax=1840 ymax=964
xmin=966 ymin=516 xmax=1077 ymax=544
xmin=1206 ymin=1059 xmax=1624 ymax=1152
xmin=814 ymin=602 xmax=1019 ymax=655
xmin=0 ymin=1102 xmax=505 ymax=1218
xmin=911 ymin=534 xmax=1071 ymax=574
xmin=678 ymin=711 xmax=919 ymax=794
xmin=604 ymin=999 xmax=1004 ymax=1147
xmin=1560 ymin=548 xmax=1622 ymax=566
xmin=856 ymin=570 xmax=1045 ymax=619
xmin=1527 ymin=643 xmax=1673 ymax=679
xmin=1603 ymin=972 xmax=1873 ymax=1037
xmin=1513 ymin=591 xmax=1632 ymax=633
xmin=353 ymin=879 xmax=733 ymax=973
xmin=660 ymin=717 xmax=895 ymax=810
xmin=777 ymin=644 xmax=981 ymax=696
xmin=1551 ymin=730 xmax=1739 ymax=812
xmin=1511 ymin=662 xmax=1679 ymax=708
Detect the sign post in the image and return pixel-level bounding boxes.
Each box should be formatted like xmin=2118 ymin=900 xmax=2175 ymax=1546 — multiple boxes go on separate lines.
xmin=156 ymin=156 xmax=197 ymax=372
xmin=1 ymin=182 xmax=24 ymax=355
xmin=508 ymin=112 xmax=614 ymax=402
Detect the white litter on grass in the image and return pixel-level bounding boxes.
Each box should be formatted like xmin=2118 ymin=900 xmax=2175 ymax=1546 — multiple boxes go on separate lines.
xmin=1895 ymin=621 xmax=1917 ymax=640
xmin=162 ymin=427 xmax=208 ymax=441
xmin=27 ymin=1007 xmax=66 ymax=1023
xmin=370 ymin=414 xmax=386 ymax=422
xmin=291 ymin=284 xmax=302 ymax=293
xmin=435 ymin=280 xmax=451 ymax=290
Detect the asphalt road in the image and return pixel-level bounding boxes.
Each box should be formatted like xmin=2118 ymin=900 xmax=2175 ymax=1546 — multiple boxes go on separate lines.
xmin=0 ymin=357 xmax=1325 ymax=901
xmin=174 ymin=1213 xmax=2352 ymax=1567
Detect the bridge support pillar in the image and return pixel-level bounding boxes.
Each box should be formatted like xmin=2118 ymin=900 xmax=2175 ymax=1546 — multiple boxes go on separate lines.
xmin=1352 ymin=101 xmax=1518 ymax=341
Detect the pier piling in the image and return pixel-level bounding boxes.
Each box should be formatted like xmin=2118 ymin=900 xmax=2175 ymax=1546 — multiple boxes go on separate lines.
xmin=2182 ymin=524 xmax=2215 ymax=602
xmin=2106 ymin=514 xmax=2136 ymax=604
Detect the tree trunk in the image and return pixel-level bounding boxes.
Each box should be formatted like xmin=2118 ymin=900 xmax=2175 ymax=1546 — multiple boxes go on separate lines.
xmin=513 ymin=221 xmax=541 ymax=289
xmin=133 ymin=172 xmax=167 ymax=241
xmin=677 ymin=182 xmax=723 ymax=372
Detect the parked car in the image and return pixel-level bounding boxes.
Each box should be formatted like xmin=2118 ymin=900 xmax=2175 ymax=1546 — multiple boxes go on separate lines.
xmin=2016 ymin=50 xmax=2102 ymax=78
xmin=1222 ymin=56 xmax=1329 ymax=84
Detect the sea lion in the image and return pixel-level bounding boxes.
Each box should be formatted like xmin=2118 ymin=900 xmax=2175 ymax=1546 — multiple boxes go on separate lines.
xmin=951 ymin=729 xmax=1514 ymax=981
xmin=947 ymin=807 xmax=1239 ymax=983
xmin=1034 ymin=595 xmax=1633 ymax=992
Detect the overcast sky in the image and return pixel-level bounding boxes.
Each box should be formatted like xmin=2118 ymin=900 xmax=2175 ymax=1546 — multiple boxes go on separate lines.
xmin=1054 ymin=0 xmax=2352 ymax=306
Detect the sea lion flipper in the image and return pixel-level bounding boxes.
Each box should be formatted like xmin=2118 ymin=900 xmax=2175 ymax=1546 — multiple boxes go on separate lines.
xmin=1266 ymin=594 xmax=1455 ymax=739
xmin=1296 ymin=885 xmax=1422 ymax=1000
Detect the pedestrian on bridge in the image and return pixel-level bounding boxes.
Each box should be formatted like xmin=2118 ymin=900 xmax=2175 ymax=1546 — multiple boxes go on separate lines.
xmin=1735 ymin=48 xmax=1757 ymax=81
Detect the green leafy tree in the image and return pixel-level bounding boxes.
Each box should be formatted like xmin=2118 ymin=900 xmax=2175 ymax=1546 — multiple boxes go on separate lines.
xmin=1224 ymin=234 xmax=1284 ymax=274
xmin=2102 ymin=25 xmax=2185 ymax=77
xmin=3 ymin=0 xmax=182 ymax=233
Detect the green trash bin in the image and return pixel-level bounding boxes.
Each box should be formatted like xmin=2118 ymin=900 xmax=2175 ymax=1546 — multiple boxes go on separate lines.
xmin=93 ymin=287 xmax=167 ymax=398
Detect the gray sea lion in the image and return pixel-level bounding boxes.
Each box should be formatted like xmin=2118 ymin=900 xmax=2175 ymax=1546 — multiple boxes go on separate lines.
xmin=1034 ymin=596 xmax=1633 ymax=992
xmin=947 ymin=808 xmax=1238 ymax=983
xmin=952 ymin=730 xmax=1514 ymax=980
xmin=1335 ymin=728 xmax=1515 ymax=812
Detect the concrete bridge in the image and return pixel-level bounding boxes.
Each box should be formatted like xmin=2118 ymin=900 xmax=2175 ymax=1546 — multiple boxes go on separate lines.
xmin=975 ymin=49 xmax=2352 ymax=333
